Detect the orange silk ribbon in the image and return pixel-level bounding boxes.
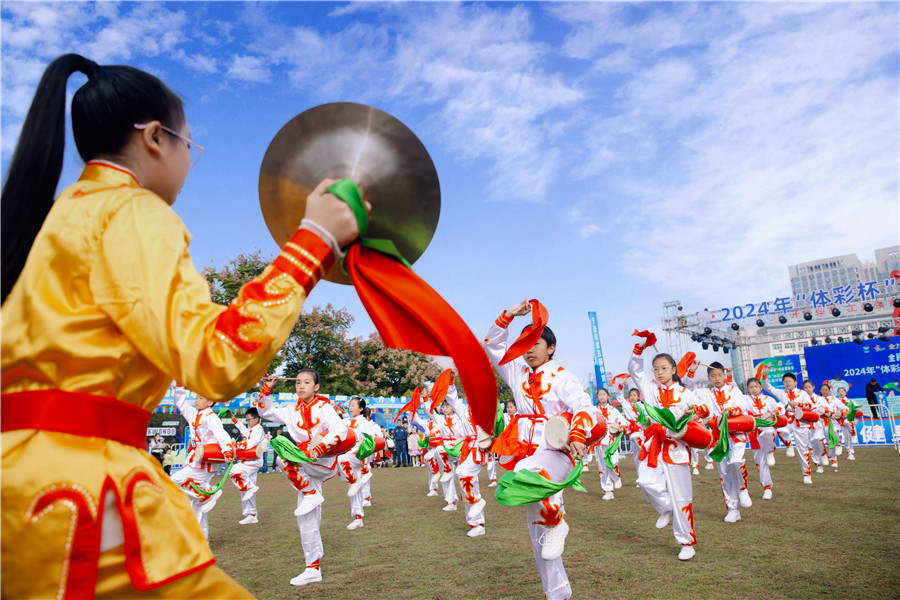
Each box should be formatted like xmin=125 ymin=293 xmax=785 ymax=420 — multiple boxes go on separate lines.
xmin=499 ymin=299 xmax=549 ymax=366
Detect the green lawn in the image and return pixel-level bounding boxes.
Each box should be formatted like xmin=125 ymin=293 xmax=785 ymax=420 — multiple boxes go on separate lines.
xmin=208 ymin=447 xmax=900 ymax=600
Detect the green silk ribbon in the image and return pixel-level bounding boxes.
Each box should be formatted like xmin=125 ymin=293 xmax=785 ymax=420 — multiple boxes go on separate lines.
xmin=445 ymin=440 xmax=465 ymax=459
xmin=189 ymin=461 xmax=234 ymax=496
xmin=327 ymin=179 xmax=411 ymax=274
xmin=709 ymin=415 xmax=731 ymax=462
xmin=634 ymin=402 xmax=650 ymax=428
xmin=827 ymin=419 xmax=839 ymax=449
xmin=644 ymin=404 xmax=694 ymax=434
xmin=846 ymin=400 xmax=861 ymax=422
xmin=417 ymin=435 xmax=430 ymax=450
xmin=356 ymin=433 xmax=376 ymax=459
xmin=754 ymin=417 xmax=777 ymax=428
xmin=495 ymin=461 xmax=587 ymax=507
xmin=217 ymin=407 xmax=232 ymax=418
xmin=271 ymin=435 xmax=315 ymax=463
xmin=494 ymin=402 xmax=506 ymax=437
xmin=604 ymin=432 xmax=624 ymax=470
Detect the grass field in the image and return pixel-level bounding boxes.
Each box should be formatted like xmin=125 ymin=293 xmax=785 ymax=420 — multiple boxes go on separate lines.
xmin=208 ymin=447 xmax=900 ymax=600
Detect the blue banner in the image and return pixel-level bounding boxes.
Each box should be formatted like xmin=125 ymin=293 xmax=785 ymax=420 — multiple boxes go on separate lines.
xmin=752 ymin=354 xmax=803 ymax=390
xmin=803 ymin=336 xmax=900 ymax=394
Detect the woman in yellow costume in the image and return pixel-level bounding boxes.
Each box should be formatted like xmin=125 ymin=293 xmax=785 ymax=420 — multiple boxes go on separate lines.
xmin=1 ymin=54 xmax=363 ymax=599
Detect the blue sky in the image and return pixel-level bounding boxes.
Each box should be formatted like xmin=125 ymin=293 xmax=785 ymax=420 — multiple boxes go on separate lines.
xmin=2 ymin=1 xmax=898 ymax=385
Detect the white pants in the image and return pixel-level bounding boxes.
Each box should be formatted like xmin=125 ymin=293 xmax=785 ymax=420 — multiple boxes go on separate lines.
xmin=338 ymin=452 xmax=365 ymax=518
xmin=595 ymin=443 xmax=620 ymax=493
xmin=637 ymin=458 xmax=695 ymax=547
xmin=487 ymin=454 xmax=498 ymax=482
xmin=425 ymin=448 xmax=439 ymax=491
xmin=776 ymin=426 xmax=793 ymax=448
xmin=516 ymin=443 xmax=574 ymax=600
xmin=282 ymin=459 xmax=337 ymax=569
xmin=791 ymin=427 xmax=812 ymax=477
xmin=715 ymin=442 xmax=746 ymax=510
xmin=841 ymin=421 xmax=855 ymax=453
xmin=229 ymin=463 xmax=259 ymax=516
xmin=456 ymin=451 xmax=486 ymax=527
xmin=751 ymin=428 xmax=774 ymax=490
xmin=170 ymin=465 xmax=216 ymax=538
xmin=361 ymin=457 xmax=372 ymax=501
xmin=438 ymin=449 xmax=459 ymax=505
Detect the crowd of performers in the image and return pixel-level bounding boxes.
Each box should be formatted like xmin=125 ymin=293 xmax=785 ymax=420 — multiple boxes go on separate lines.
xmin=163 ymin=299 xmax=867 ymax=599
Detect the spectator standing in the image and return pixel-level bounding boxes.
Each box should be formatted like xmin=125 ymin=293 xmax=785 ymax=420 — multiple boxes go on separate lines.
xmin=408 ymin=426 xmax=421 ymax=467
xmin=149 ymin=433 xmax=166 ymax=466
xmin=865 ymin=378 xmax=883 ymax=418
xmin=162 ymin=448 xmax=174 ymax=475
xmin=392 ymin=418 xmax=410 ymax=467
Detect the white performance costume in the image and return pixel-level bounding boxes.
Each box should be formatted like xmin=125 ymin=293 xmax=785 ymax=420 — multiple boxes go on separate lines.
xmin=170 ymin=388 xmax=233 ymax=539
xmin=256 ymin=391 xmax=349 ymax=583
xmin=761 ymin=379 xmax=814 ymax=481
xmin=594 ymin=404 xmax=628 ymax=496
xmin=628 ymin=352 xmax=698 ymax=554
xmin=230 ymin=417 xmax=266 ymax=522
xmin=485 ymin=314 xmax=599 ymax=600
xmin=445 ymin=383 xmax=488 ymax=535
xmin=745 ymin=393 xmax=782 ymax=497
xmin=337 ymin=414 xmax=380 ymax=529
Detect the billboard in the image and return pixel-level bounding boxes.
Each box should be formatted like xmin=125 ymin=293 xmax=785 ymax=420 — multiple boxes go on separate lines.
xmin=752 ymin=354 xmax=803 ymax=390
xmin=803 ymin=336 xmax=900 ymax=394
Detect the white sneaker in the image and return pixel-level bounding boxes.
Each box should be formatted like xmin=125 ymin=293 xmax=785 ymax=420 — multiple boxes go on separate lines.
xmin=786 ymin=447 xmax=795 ymax=457
xmin=767 ymin=453 xmax=776 ymax=467
xmin=440 ymin=471 xmax=453 ymax=483
xmin=488 ymin=480 xmax=498 ymax=488
xmin=539 ymin=519 xmax=569 ymax=561
xmin=238 ymin=515 xmax=258 ymax=525
xmin=347 ymin=480 xmax=362 ymax=497
xmin=241 ymin=484 xmax=259 ymax=503
xmin=816 ymin=466 xmax=824 ymax=474
xmin=361 ymin=471 xmax=373 ymax=484
xmin=442 ymin=502 xmax=457 ymax=512
xmin=467 ymin=525 xmax=486 ymax=538
xmin=692 ymin=468 xmax=700 ymax=475
xmin=655 ymin=511 xmax=672 ymax=529
xmin=723 ymin=509 xmax=741 ymax=523
xmin=346 ymin=518 xmax=364 ymax=530
xmin=803 ymin=476 xmax=812 ymax=484
xmin=467 ymin=498 xmax=486 ymax=520
xmin=836 ymin=447 xmax=843 ymax=456
xmin=426 ymin=490 xmax=439 ymax=497
xmin=704 ymin=462 xmax=714 ymax=470
xmin=762 ymin=489 xmax=772 ymax=500
xmin=290 ymin=567 xmax=322 ymax=586
xmin=678 ymin=545 xmax=696 ymax=561
xmin=294 ymin=491 xmax=324 ymax=516
xmin=614 ymin=479 xmax=622 ymax=489
xmin=582 ymin=465 xmax=589 ymax=472
xmin=362 ymin=499 xmax=372 ymax=507
xmin=200 ymin=490 xmax=222 ymax=514
xmin=602 ymin=491 xmax=614 ymax=501
xmin=832 ymin=464 xmax=838 ymax=472
xmin=739 ymin=490 xmax=753 ymax=508
xmin=847 ymin=453 xmax=856 ymax=461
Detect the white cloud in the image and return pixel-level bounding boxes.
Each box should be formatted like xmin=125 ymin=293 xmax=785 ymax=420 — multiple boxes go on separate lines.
xmin=226 ymin=54 xmax=270 ymax=82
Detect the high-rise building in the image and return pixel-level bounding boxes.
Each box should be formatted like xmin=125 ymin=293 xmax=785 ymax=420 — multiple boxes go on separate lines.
xmin=788 ymin=246 xmax=900 ymax=307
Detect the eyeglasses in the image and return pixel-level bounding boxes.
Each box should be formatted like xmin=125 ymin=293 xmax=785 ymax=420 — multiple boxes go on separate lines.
xmin=134 ymin=122 xmax=205 ymax=167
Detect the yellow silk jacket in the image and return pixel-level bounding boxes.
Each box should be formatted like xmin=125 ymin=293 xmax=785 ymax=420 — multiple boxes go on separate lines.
xmin=1 ymin=162 xmax=332 ymax=598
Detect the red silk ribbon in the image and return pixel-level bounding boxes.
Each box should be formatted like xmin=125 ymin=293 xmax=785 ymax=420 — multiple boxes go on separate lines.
xmin=342 ymin=244 xmax=497 ymax=434
xmin=395 ymin=386 xmax=423 ymax=421
xmin=428 ymin=369 xmax=454 ymax=412
xmin=499 ymin=299 xmax=549 ymax=366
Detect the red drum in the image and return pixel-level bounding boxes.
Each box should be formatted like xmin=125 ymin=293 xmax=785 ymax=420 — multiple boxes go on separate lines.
xmin=196 ymin=442 xmax=258 ymax=463
xmin=773 ymin=415 xmax=789 ymax=428
xmin=544 ymin=411 xmax=608 ymax=450
xmin=794 ymin=408 xmax=820 ymax=423
xmin=429 ymin=436 xmax=444 ymax=448
xmin=310 ymin=428 xmax=357 ymax=457
xmin=679 ymin=420 xmax=713 ymax=449
xmin=727 ymin=415 xmax=756 ymax=433
xmin=370 ymin=435 xmax=386 ymax=453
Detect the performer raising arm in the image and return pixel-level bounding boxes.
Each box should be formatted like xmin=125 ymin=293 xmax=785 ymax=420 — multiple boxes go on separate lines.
xmin=229 ymin=407 xmax=267 ymax=524
xmin=485 ymin=300 xmax=599 ymax=600
xmin=1 ymin=54 xmax=362 ymax=599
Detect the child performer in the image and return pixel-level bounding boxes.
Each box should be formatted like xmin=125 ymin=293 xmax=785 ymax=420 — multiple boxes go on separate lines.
xmin=628 ymin=336 xmax=699 ymax=561
xmin=412 ymin=410 xmax=443 ymax=497
xmin=0 ymin=53 xmax=361 ymax=599
xmin=761 ymin=369 xmax=815 ymax=483
xmin=170 ymin=387 xmax=233 ymax=538
xmin=819 ymin=383 xmax=844 ymax=472
xmin=257 ymin=371 xmax=350 ymax=587
xmin=485 ymin=300 xmax=600 ymax=599
xmin=835 ymin=386 xmax=857 ymax=460
xmin=444 ymin=377 xmax=489 ymax=538
xmin=361 ymin=408 xmax=378 ymax=506
xmin=685 ymin=361 xmax=753 ymax=523
xmin=337 ymin=397 xmax=371 ymax=530
xmin=744 ymin=378 xmax=782 ymax=500
xmin=616 ymin=384 xmax=646 ymax=480
xmin=229 ymin=407 xmax=266 ymax=524
xmin=594 ymin=388 xmax=628 ymax=500
xmin=431 ymin=399 xmax=464 ymax=512
xmin=803 ymin=380 xmax=830 ymax=474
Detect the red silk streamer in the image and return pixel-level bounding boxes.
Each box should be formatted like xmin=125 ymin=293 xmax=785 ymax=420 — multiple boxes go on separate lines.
xmin=395 ymin=386 xmax=424 ymax=421
xmin=342 ymin=245 xmax=498 ymax=434
xmin=428 ymin=369 xmax=454 ymax=412
xmin=498 ymin=299 xmax=549 ymax=366
xmin=632 ymin=329 xmax=658 ymax=348
xmin=676 ymin=352 xmax=696 ymax=379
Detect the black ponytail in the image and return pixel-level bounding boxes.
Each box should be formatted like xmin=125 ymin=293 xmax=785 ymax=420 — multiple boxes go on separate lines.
xmin=1 ymin=54 xmax=184 ymax=304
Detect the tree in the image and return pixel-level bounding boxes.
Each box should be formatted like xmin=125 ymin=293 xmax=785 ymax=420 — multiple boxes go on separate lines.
xmin=356 ymin=333 xmax=441 ymax=397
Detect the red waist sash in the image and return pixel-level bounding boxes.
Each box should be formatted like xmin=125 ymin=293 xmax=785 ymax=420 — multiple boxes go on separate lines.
xmin=1 ymin=389 xmax=151 ymax=450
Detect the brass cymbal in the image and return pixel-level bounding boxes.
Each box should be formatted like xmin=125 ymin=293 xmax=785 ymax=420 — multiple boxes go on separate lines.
xmin=259 ymin=102 xmax=441 ymax=284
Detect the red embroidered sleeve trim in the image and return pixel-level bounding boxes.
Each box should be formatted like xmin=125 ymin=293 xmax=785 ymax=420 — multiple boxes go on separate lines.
xmin=633 ymin=343 xmax=645 ymax=355
xmin=569 ymin=429 xmax=587 ymax=445
xmin=272 ymin=228 xmax=335 ymax=295
xmin=312 ymin=443 xmax=328 ymax=456
xmin=495 ymin=312 xmax=513 ymax=328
